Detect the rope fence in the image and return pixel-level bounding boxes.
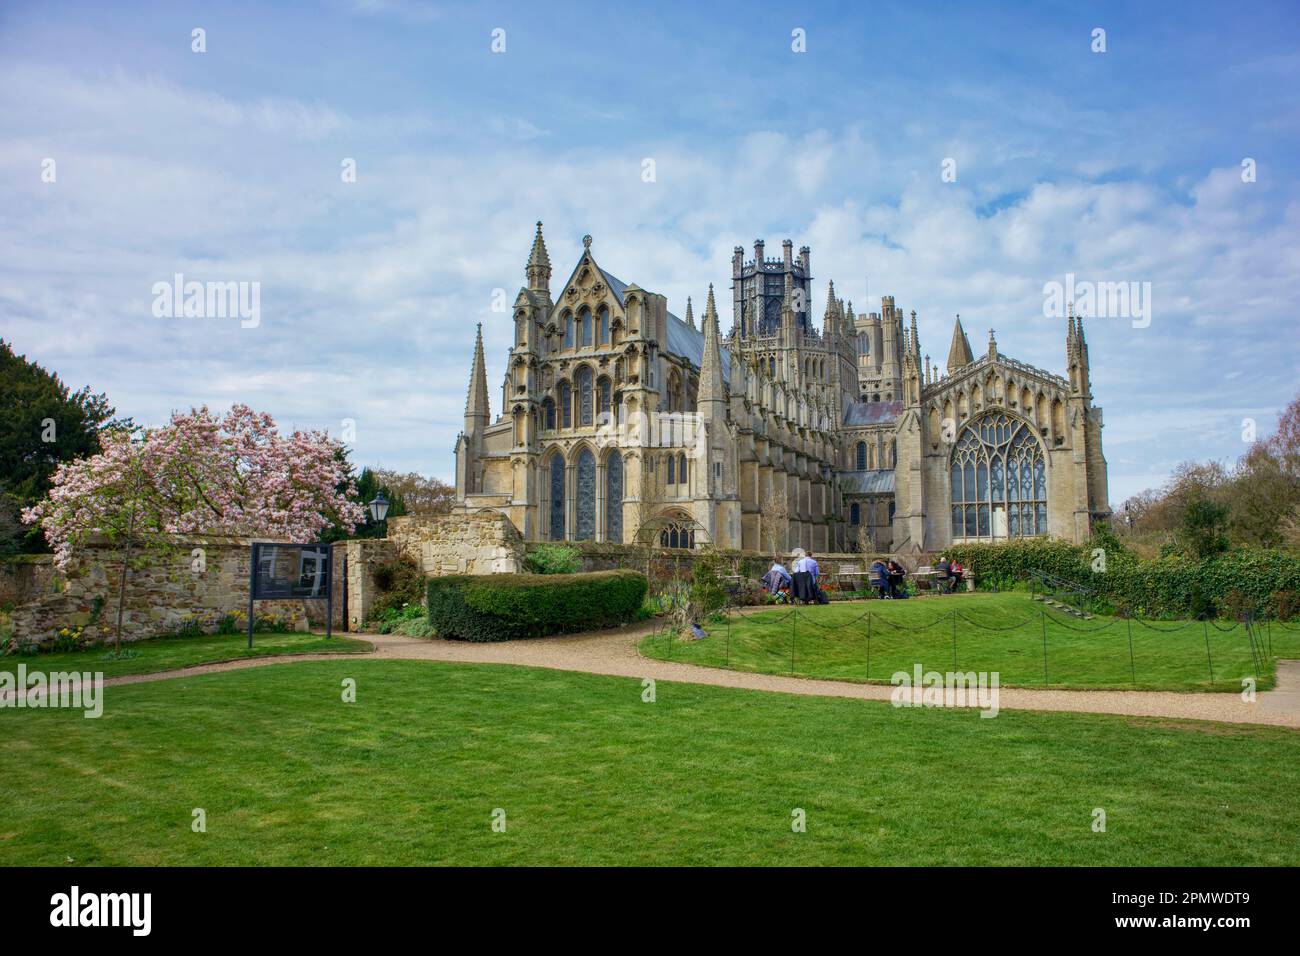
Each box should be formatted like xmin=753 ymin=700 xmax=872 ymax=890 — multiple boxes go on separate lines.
xmin=648 ymin=600 xmax=1299 ymax=690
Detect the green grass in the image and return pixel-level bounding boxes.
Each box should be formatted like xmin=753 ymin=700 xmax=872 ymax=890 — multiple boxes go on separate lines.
xmin=0 ymin=630 xmax=371 ymax=679
xmin=640 ymin=592 xmax=1300 ymax=692
xmin=1 ymin=659 xmax=1297 ymax=865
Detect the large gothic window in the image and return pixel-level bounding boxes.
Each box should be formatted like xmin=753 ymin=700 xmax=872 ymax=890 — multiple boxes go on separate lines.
xmin=542 ymin=397 xmax=555 ymax=430
xmin=580 ymin=307 xmax=593 ymax=347
xmin=548 ymin=455 xmax=565 ymax=541
xmin=950 ymin=413 xmax=1047 ymax=541
xmin=563 ymin=312 xmax=574 ymax=348
xmin=575 ymin=448 xmax=596 ymax=541
xmin=577 ymin=366 xmax=594 ymax=426
xmin=605 ymin=452 xmax=623 ymax=542
xmin=598 ymin=306 xmax=610 ymax=345
xmin=659 ymin=516 xmax=696 ymax=550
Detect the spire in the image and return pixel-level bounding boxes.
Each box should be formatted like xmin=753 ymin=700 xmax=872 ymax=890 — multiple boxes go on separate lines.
xmin=684 ymin=296 xmax=695 ymax=330
xmin=909 ymin=310 xmax=919 ymax=356
xmin=526 ymin=221 xmax=551 ymax=293
xmin=946 ymin=314 xmax=974 ymax=372
xmin=822 ymin=279 xmax=838 ymax=332
xmin=464 ymin=323 xmax=490 ymax=430
xmin=697 ymin=284 xmax=726 ymax=415
xmin=988 ymin=327 xmax=998 ymax=361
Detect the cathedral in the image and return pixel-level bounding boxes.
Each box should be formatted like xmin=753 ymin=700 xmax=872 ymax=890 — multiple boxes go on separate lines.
xmin=453 ymin=224 xmax=1110 ymax=555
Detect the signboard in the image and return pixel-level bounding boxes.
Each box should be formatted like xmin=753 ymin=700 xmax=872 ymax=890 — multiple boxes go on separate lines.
xmin=247 ymin=543 xmax=333 ymax=646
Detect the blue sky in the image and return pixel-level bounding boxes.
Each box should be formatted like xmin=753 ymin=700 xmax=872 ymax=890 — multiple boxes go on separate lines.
xmin=2 ymin=0 xmax=1298 ymax=504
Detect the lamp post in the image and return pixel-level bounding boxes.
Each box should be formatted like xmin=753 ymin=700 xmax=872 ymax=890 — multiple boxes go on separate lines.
xmin=368 ymin=491 xmax=390 ymax=538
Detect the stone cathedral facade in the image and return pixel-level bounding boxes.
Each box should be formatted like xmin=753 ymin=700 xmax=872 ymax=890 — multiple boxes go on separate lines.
xmin=453 ymin=224 xmax=1110 ymax=555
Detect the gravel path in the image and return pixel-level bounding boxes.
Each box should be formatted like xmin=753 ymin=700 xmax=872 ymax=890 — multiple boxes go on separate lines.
xmin=89 ymin=623 xmax=1300 ymax=729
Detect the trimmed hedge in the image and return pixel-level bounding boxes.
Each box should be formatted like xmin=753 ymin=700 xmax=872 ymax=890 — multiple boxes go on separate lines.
xmin=427 ymin=569 xmax=648 ymax=642
xmin=944 ymin=539 xmax=1300 ymax=619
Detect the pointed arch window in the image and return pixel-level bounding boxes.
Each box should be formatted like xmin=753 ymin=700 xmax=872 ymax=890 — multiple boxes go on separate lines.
xmin=577 ymin=366 xmax=594 ymax=426
xmin=667 ymin=454 xmax=676 ymax=485
xmin=580 ymin=307 xmax=593 ymax=347
xmin=597 ymin=377 xmax=612 ymax=424
xmin=548 ymin=455 xmax=565 ymax=541
xmin=563 ymin=312 xmax=574 ymax=348
xmin=605 ymin=452 xmax=624 ymax=542
xmin=855 ymin=441 xmax=867 ymax=470
xmin=850 ymin=503 xmax=861 ymax=525
xmin=575 ymin=448 xmax=596 ymax=540
xmin=598 ymin=306 xmax=609 ymax=345
xmin=950 ymin=413 xmax=1047 ymax=541
xmin=542 ymin=397 xmax=556 ymax=430
xmin=678 ymin=453 xmax=687 ymax=487
xmin=558 ymin=380 xmax=572 ymax=428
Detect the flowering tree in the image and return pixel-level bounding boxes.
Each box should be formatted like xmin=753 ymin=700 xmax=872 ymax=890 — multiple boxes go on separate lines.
xmin=23 ymin=404 xmax=364 ymax=650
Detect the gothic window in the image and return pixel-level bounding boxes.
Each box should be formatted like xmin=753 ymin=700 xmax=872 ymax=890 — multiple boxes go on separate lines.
xmin=855 ymin=441 xmax=867 ymax=470
xmin=575 ymin=448 xmax=596 ymax=540
xmin=549 ymin=455 xmax=565 ymax=541
xmin=580 ymin=307 xmax=593 ymax=347
xmin=605 ymin=452 xmax=624 ymax=542
xmin=659 ymin=517 xmax=696 ymax=550
xmin=598 ymin=306 xmax=609 ymax=345
xmin=678 ymin=453 xmax=687 ymax=487
xmin=851 ymin=503 xmax=860 ymax=525
xmin=542 ymin=397 xmax=555 ymax=430
xmin=597 ymin=376 xmax=612 ymax=424
xmin=667 ymin=454 xmax=676 ymax=485
xmin=563 ymin=312 xmax=573 ymax=348
xmin=577 ymin=366 xmax=594 ymax=426
xmin=559 ymin=380 xmax=572 ymax=428
xmin=950 ymin=413 xmax=1047 ymax=541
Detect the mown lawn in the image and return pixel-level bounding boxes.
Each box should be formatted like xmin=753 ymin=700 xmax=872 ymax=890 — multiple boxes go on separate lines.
xmin=0 ymin=630 xmax=371 ymax=679
xmin=1 ymin=659 xmax=1297 ymax=866
xmin=640 ymin=592 xmax=1300 ymax=692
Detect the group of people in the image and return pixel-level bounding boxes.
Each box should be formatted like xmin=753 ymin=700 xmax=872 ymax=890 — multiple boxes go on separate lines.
xmin=869 ymin=558 xmax=908 ymax=599
xmin=761 ymin=549 xmax=828 ymax=605
xmin=761 ymin=552 xmax=967 ymax=603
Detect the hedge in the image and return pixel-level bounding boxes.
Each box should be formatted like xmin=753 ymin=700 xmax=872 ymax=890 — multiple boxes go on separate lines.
xmin=427 ymin=569 xmax=648 ymax=642
xmin=943 ymin=539 xmax=1300 ymax=619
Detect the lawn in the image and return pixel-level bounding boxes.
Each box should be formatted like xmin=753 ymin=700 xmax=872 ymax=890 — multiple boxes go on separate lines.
xmin=0 ymin=659 xmax=1297 ymax=865
xmin=0 ymin=630 xmax=372 ymax=679
xmin=640 ymin=592 xmax=1300 ymax=692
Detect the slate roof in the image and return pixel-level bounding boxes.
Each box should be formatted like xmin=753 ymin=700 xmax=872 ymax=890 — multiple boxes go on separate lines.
xmin=838 ymin=469 xmax=896 ymax=495
xmin=843 ymin=400 xmax=903 ymax=426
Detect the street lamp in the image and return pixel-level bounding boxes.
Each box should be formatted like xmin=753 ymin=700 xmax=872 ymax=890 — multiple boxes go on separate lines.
xmin=368 ymin=491 xmax=390 ymax=537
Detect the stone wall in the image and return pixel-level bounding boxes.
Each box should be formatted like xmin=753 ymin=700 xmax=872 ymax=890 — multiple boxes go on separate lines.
xmin=388 ymin=512 xmax=524 ymax=576
xmin=7 ymin=537 xmax=321 ymax=649
xmin=0 ymin=555 xmax=57 ymax=608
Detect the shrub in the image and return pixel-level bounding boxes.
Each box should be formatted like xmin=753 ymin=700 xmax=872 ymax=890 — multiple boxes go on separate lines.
xmin=1273 ymin=590 xmax=1300 ymax=621
xmin=428 ymin=569 xmax=648 ymax=642
xmin=525 ymin=544 xmax=582 ymax=575
xmin=369 ymin=555 xmax=425 ymax=620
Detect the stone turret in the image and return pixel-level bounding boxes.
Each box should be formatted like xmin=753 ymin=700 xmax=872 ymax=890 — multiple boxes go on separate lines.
xmin=526 ymin=221 xmax=550 ymax=294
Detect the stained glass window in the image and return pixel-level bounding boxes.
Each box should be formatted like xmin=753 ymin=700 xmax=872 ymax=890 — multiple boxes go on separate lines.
xmin=558 ymin=381 xmax=572 ymax=428
xmin=575 ymin=449 xmax=596 ymax=540
xmin=548 ymin=455 xmax=565 ymax=541
xmin=950 ymin=413 xmax=1048 ymax=540
xmin=605 ymin=453 xmax=623 ymax=542
xmin=598 ymin=306 xmax=609 ymax=345
xmin=577 ymin=366 xmax=593 ymax=426
xmin=563 ymin=312 xmax=573 ymax=348
xmin=580 ymin=307 xmax=592 ymax=347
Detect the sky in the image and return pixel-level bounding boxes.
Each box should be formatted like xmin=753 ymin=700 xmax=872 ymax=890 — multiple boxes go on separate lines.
xmin=1 ymin=0 xmax=1297 ymax=505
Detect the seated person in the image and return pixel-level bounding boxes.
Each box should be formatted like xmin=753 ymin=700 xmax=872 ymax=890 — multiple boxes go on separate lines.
xmin=870 ymin=559 xmax=891 ymax=599
xmin=887 ymin=560 xmax=907 ymax=599
xmin=950 ymin=560 xmax=965 ymax=589
xmin=935 ymin=556 xmax=952 ymax=593
xmin=761 ymin=560 xmax=793 ymax=596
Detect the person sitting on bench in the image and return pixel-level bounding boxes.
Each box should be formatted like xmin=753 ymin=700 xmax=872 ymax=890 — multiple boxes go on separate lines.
xmin=870 ymin=559 xmax=891 ymax=599
xmin=934 ymin=556 xmax=954 ymax=594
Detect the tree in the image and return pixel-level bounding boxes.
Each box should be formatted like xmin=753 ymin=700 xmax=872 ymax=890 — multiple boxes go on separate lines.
xmin=22 ymin=405 xmax=364 ymax=651
xmin=1179 ymin=497 xmax=1230 ymax=560
xmin=0 ymin=339 xmax=125 ymax=553
xmin=370 ymin=469 xmax=454 ymax=515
